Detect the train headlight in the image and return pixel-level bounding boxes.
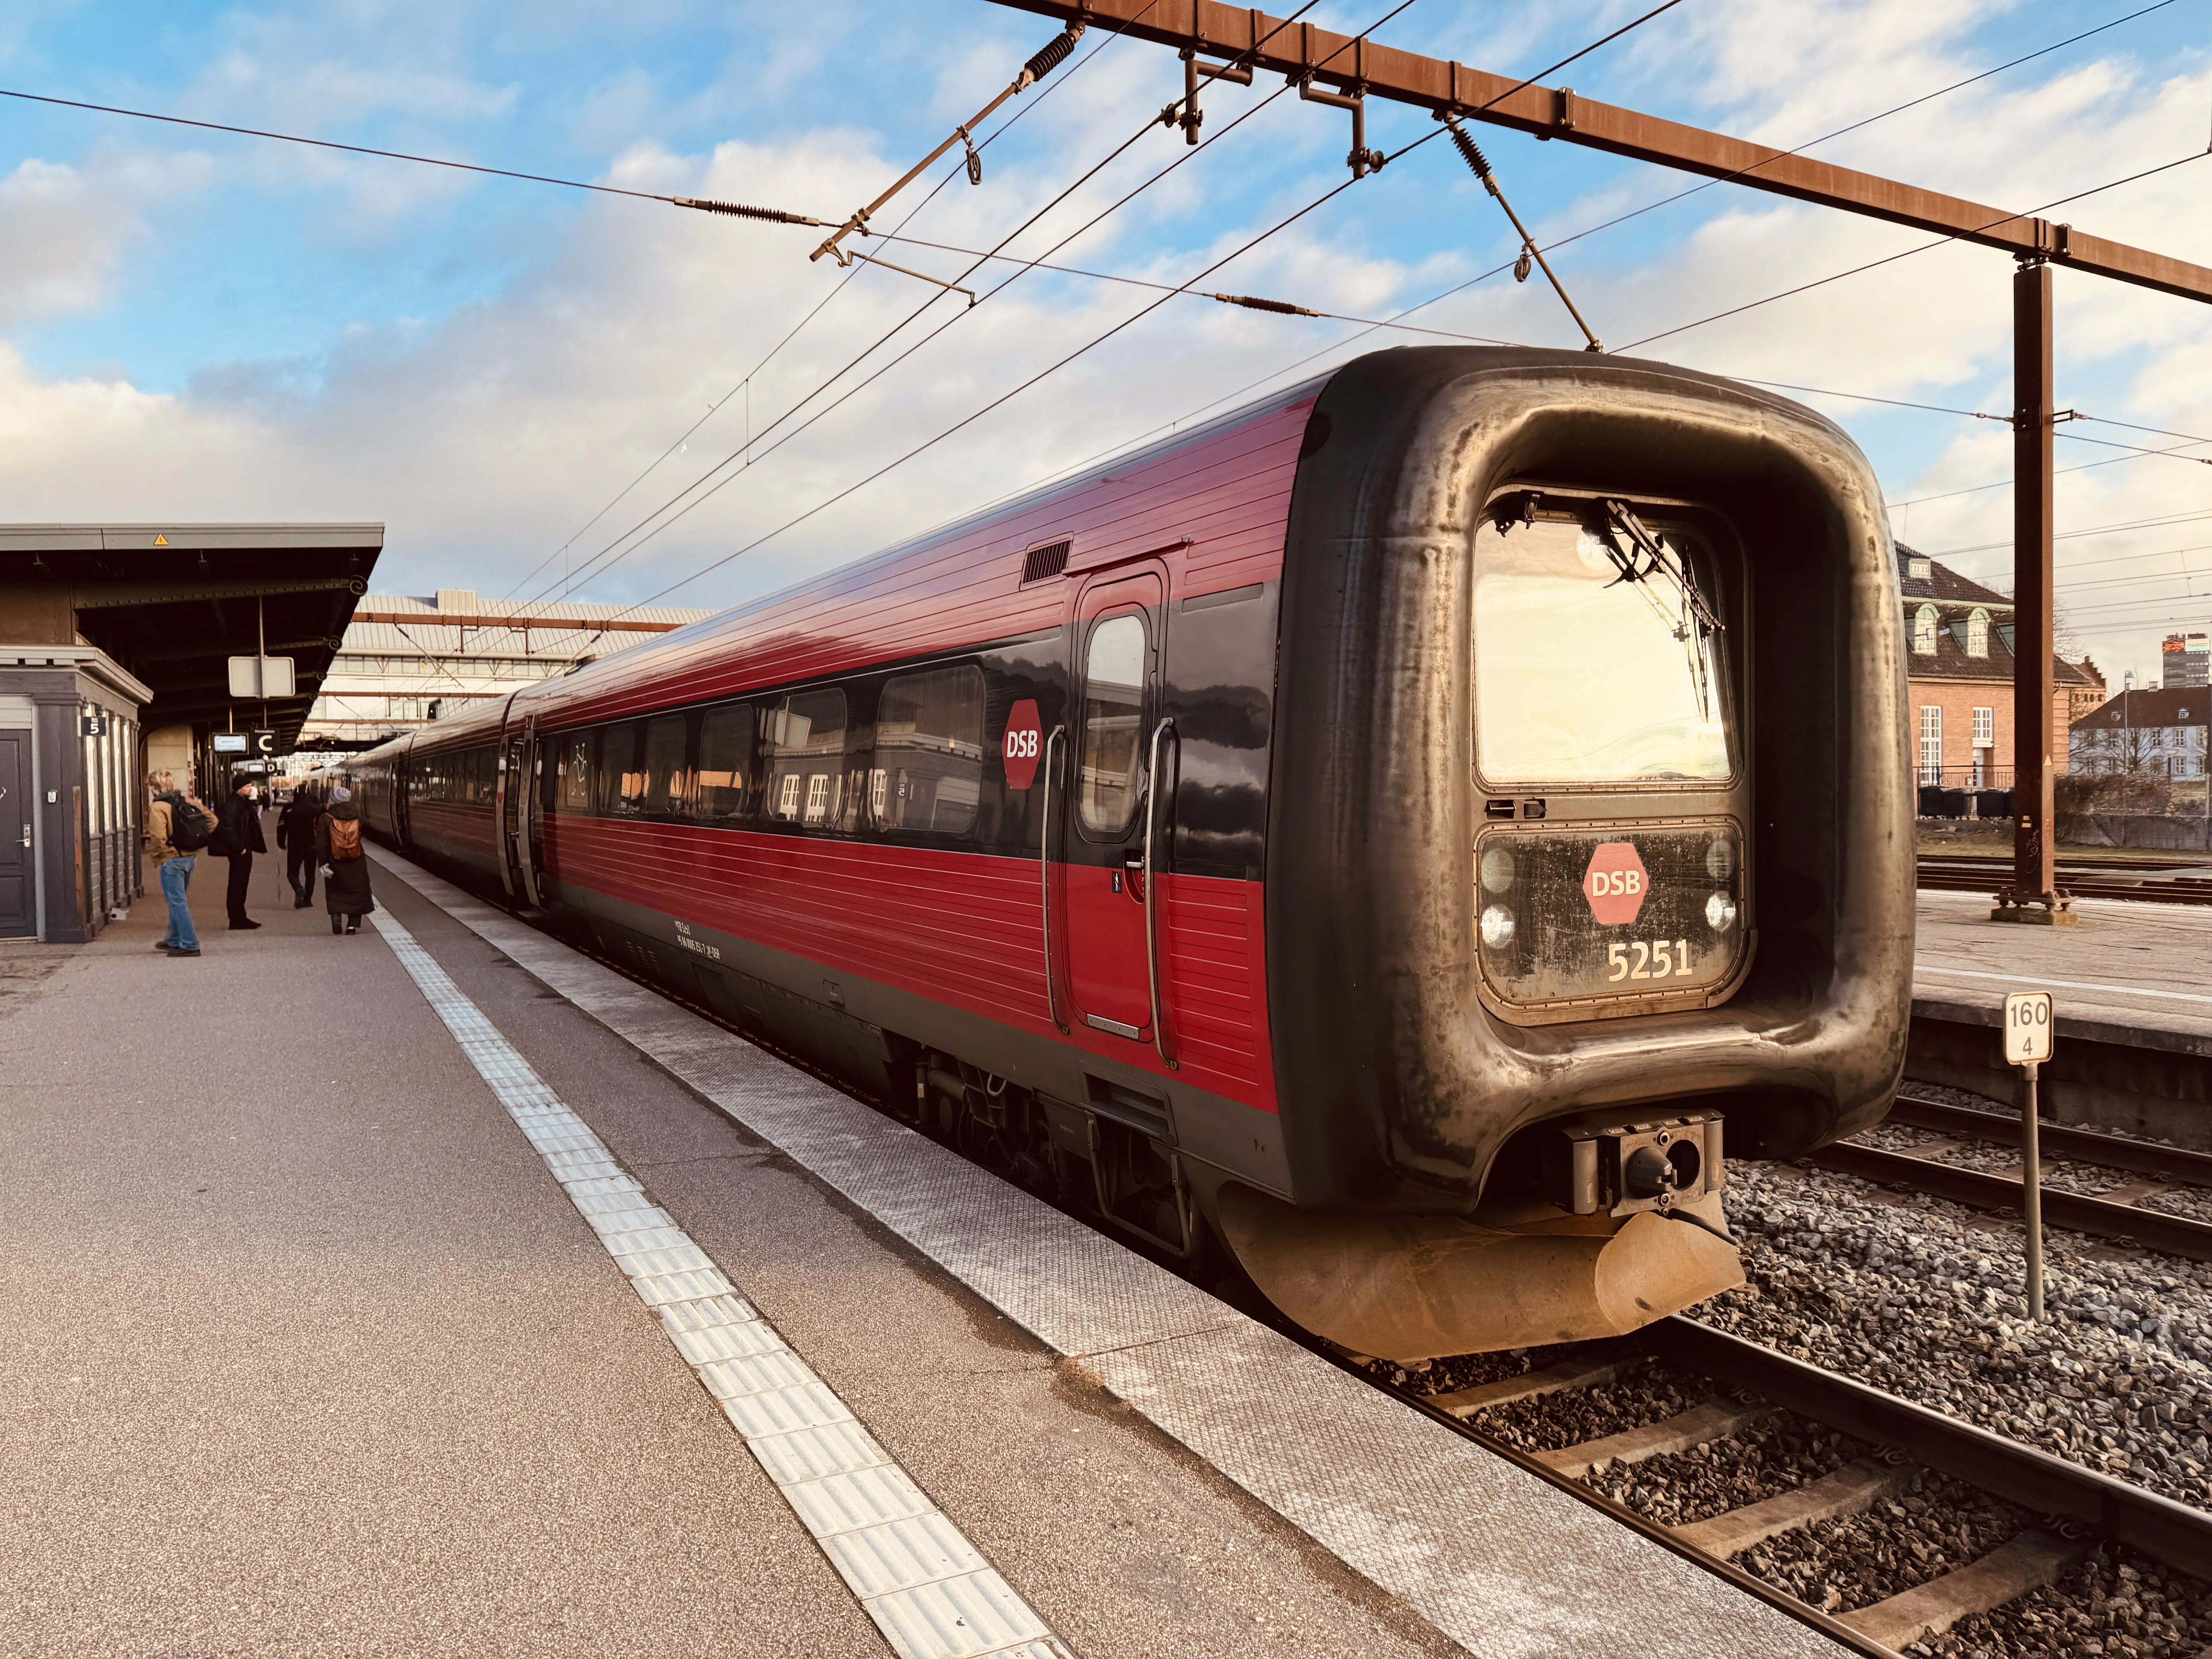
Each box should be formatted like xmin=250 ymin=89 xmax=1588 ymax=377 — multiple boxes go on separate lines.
xmin=1479 ymin=847 xmax=1516 ymax=894
xmin=1705 ymin=838 xmax=1735 ymax=882
xmin=1705 ymin=891 xmax=1738 ymax=931
xmin=1479 ymin=905 xmax=1516 ymax=949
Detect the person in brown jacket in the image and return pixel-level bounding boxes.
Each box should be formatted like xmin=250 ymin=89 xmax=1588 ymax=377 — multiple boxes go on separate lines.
xmin=146 ymin=769 xmax=213 ymax=957
xmin=316 ymin=785 xmax=375 ymax=935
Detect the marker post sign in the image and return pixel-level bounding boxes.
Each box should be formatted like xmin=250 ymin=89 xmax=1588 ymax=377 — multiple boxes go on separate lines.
xmin=2004 ymin=990 xmax=2056 ymax=1319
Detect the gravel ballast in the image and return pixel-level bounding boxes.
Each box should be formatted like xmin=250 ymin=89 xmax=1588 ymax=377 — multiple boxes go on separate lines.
xmin=1701 ymin=1159 xmax=2212 ymax=1509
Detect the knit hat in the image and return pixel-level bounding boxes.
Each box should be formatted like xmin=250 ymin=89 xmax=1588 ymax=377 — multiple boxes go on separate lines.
xmin=329 ymin=785 xmax=352 ymax=803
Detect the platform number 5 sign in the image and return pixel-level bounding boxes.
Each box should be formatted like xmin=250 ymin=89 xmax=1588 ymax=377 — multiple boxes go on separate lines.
xmin=2002 ymin=991 xmax=2054 ymax=1066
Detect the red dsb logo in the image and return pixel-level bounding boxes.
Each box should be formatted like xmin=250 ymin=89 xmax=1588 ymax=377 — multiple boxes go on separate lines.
xmin=1583 ymin=842 xmax=1651 ymax=926
xmin=1002 ymin=699 xmax=1043 ymax=789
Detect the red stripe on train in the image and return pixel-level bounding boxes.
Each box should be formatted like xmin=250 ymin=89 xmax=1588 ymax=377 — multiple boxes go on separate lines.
xmin=541 ymin=815 xmax=1278 ymax=1113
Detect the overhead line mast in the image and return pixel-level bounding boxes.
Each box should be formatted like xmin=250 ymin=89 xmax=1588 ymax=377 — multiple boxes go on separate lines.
xmin=979 ymin=0 xmax=2212 ymax=920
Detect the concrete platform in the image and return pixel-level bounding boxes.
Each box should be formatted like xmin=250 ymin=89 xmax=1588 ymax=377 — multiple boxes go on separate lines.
xmin=1915 ymin=890 xmax=2212 ymax=1044
xmin=1911 ymin=893 xmax=2212 ymax=1144
xmin=0 ymin=830 xmax=1845 ymax=1657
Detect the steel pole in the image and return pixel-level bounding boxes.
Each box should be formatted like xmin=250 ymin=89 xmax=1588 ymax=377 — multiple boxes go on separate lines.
xmin=2021 ymin=1059 xmax=2044 ymax=1321
xmin=2011 ymin=258 xmax=2058 ymax=910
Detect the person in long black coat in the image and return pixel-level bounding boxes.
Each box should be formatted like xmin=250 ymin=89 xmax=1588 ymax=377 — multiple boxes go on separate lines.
xmin=276 ymin=789 xmax=321 ymax=908
xmin=316 ymin=787 xmax=376 ymax=935
xmin=211 ymin=778 xmax=269 ymax=930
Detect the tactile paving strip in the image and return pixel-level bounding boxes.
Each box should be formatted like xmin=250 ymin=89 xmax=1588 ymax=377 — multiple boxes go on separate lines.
xmin=371 ymin=847 xmax=1841 ymax=1659
xmin=369 ymin=908 xmax=1072 ymax=1659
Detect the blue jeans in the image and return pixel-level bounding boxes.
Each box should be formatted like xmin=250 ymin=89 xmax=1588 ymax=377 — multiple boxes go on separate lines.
xmin=160 ymin=858 xmax=199 ymax=950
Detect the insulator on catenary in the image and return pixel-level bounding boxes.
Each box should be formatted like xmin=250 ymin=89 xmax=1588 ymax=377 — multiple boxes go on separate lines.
xmin=673 ymin=196 xmax=826 ymax=227
xmin=1212 ymin=293 xmax=1321 ymax=318
xmin=1447 ymin=121 xmax=1496 ymax=184
xmin=1022 ymin=22 xmax=1086 ymax=86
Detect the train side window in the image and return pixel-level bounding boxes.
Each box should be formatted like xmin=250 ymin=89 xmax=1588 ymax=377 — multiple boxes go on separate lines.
xmin=600 ymin=722 xmax=647 ymax=816
xmin=642 ymin=713 xmax=691 ymax=818
xmin=697 ymin=704 xmax=756 ymax=823
xmin=1079 ymin=613 xmax=1147 ymax=836
xmin=762 ymin=689 xmax=847 ymax=826
xmin=558 ymin=731 xmax=596 ymax=813
xmin=877 ymin=665 xmax=984 ymax=835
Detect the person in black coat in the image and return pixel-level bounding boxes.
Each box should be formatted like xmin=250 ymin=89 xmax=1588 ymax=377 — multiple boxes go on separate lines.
xmin=210 ymin=777 xmax=269 ymax=931
xmin=276 ymin=788 xmax=321 ymax=908
xmin=317 ymin=787 xmax=376 ymax=935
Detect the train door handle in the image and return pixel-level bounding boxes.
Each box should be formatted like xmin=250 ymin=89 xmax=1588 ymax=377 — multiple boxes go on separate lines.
xmin=1143 ymin=716 xmax=1178 ymax=1071
xmin=1039 ymin=726 xmax=1069 ymax=1035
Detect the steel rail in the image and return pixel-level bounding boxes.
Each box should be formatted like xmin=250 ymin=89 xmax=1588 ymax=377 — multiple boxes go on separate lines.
xmin=1890 ymin=1093 xmax=2212 ymax=1185
xmin=1649 ymin=1318 xmax=2212 ymax=1580
xmin=1916 ymin=859 xmax=2212 ymax=904
xmin=1811 ymin=1140 xmax=2212 ymax=1262
xmin=1338 ymin=1342 xmax=1903 ymax=1659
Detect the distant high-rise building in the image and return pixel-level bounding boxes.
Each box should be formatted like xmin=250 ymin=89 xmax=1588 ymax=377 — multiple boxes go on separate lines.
xmin=2164 ymin=630 xmax=2210 ymax=689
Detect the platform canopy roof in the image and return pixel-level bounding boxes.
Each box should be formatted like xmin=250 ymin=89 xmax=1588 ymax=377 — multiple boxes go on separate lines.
xmin=0 ymin=523 xmax=383 ymax=748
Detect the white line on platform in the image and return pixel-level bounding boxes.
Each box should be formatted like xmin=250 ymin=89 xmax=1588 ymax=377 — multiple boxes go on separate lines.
xmin=1916 ymin=966 xmax=2212 ymax=1006
xmin=367 ymin=908 xmax=1071 ymax=1659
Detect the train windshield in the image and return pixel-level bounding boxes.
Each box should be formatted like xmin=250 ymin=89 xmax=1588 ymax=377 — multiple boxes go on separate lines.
xmin=1473 ymin=507 xmax=1732 ymax=784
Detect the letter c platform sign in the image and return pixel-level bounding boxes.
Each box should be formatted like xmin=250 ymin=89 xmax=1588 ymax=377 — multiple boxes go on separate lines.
xmin=1002 ymin=699 xmax=1043 ymax=790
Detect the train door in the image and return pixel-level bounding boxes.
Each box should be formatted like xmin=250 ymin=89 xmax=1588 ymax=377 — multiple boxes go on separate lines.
xmin=1060 ymin=569 xmax=1166 ymax=1043
xmin=519 ymin=716 xmax=545 ymax=908
xmin=496 ymin=729 xmax=526 ymax=898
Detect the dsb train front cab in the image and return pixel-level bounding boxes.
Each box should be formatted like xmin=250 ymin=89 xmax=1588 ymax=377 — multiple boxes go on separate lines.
xmin=1230 ymin=350 xmax=1913 ymax=1357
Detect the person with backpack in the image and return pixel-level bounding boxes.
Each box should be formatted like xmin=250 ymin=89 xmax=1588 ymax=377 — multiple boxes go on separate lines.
xmin=317 ymin=784 xmax=374 ymax=935
xmin=146 ymin=769 xmax=215 ymax=957
xmin=276 ymin=786 xmax=321 ymax=908
xmin=208 ymin=775 xmax=269 ymax=930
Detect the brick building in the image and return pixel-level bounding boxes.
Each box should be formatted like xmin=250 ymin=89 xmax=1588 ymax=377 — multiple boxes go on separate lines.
xmin=1897 ymin=546 xmax=2102 ymax=789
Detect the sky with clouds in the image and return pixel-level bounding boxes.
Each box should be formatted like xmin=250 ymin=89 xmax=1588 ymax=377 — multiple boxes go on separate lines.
xmin=1 ymin=0 xmax=2208 ymax=687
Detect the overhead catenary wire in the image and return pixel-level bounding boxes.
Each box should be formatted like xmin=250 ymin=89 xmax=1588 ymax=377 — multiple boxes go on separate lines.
xmin=546 ymin=0 xmax=1368 ymax=604
xmin=513 ymin=0 xmax=1206 ymax=608
xmin=592 ymin=0 xmax=1696 ymax=619
xmin=505 ymin=12 xmax=1154 ymax=607
xmin=1620 ymin=150 xmax=2212 ymax=352
xmin=0 ymin=83 xmax=827 ymax=224
xmin=808 ymin=18 xmax=1091 ymax=271
xmin=981 ymin=0 xmax=2194 ymax=517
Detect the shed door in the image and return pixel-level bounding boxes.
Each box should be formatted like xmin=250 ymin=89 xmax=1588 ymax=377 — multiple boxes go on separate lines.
xmin=0 ymin=731 xmax=30 ymax=938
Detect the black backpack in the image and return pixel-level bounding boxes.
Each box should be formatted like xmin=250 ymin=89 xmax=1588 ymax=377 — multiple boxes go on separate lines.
xmin=166 ymin=793 xmax=216 ymax=852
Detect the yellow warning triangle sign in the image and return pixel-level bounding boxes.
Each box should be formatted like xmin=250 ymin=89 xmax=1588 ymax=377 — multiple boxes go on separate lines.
xmin=154 ymin=534 xmax=168 ymax=545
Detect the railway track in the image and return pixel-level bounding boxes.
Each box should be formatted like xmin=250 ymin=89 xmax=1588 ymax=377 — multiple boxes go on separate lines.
xmin=1917 ymin=856 xmax=2212 ymax=905
xmin=1816 ymin=1094 xmax=2212 ymax=1263
xmin=1353 ymin=1317 xmax=2212 ymax=1657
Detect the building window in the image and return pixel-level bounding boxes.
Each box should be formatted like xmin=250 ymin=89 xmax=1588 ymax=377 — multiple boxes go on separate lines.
xmin=1966 ymin=610 xmax=1990 ymax=658
xmin=1972 ymin=706 xmax=1994 ymax=747
xmin=1920 ymin=705 xmax=1943 ymax=785
xmin=1913 ymin=606 xmax=1939 ymax=655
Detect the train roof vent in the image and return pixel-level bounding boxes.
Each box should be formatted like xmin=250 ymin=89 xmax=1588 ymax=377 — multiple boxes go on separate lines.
xmin=1021 ymin=539 xmax=1072 ymax=584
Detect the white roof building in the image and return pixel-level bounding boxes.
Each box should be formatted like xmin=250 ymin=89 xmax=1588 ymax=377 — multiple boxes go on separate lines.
xmin=297 ymin=588 xmax=712 ymax=749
